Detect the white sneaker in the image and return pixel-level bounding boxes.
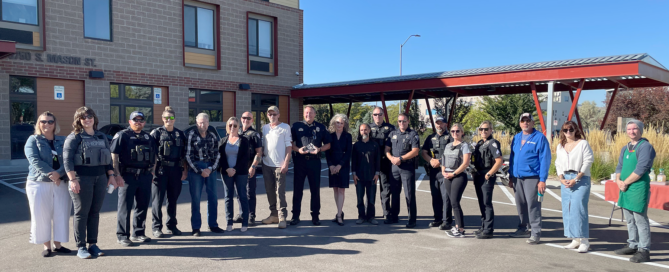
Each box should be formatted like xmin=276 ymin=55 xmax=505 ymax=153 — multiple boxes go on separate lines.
xmin=226 ymin=225 xmax=233 ymax=232
xmin=446 ymin=227 xmax=464 ymax=238
xmin=240 ymin=227 xmax=248 ymax=232
xmin=577 ymin=239 xmax=589 ymax=253
xmin=564 ymin=239 xmax=581 ymax=249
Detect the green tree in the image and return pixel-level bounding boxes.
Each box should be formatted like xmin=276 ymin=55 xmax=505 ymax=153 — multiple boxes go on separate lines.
xmin=386 ymin=100 xmax=426 ymax=134
xmin=579 ymin=101 xmax=604 ymax=130
xmin=431 ymin=97 xmax=471 ymax=125
xmin=461 ymin=105 xmax=493 ymax=134
xmin=481 ymin=94 xmax=542 ymax=134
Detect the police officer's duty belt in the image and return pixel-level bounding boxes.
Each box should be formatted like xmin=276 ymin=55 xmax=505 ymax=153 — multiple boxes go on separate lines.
xmin=161 ymin=161 xmax=177 ymax=167
xmin=123 ymin=167 xmax=151 ymax=175
xmin=299 ymin=154 xmax=320 ymax=160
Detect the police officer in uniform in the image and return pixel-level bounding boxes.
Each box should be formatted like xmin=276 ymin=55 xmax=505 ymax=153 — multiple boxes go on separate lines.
xmin=472 ymin=121 xmax=503 ymax=239
xmin=150 ymin=106 xmax=187 ymax=238
xmin=369 ymin=107 xmax=396 ymax=224
xmin=111 ymin=111 xmax=158 ymax=246
xmin=385 ymin=113 xmax=420 ymax=228
xmin=290 ymin=105 xmax=331 ymax=226
xmin=420 ymin=116 xmax=454 ymax=230
xmin=232 ymin=111 xmax=263 ymax=226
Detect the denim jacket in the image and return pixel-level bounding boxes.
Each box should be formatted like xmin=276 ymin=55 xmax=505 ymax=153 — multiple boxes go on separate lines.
xmin=25 ymin=134 xmax=66 ymax=182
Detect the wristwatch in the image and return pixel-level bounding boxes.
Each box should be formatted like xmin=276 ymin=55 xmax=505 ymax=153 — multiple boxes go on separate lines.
xmin=109 ymin=174 xmax=117 ymax=177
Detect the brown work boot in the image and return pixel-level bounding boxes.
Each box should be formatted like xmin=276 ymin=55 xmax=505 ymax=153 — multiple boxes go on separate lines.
xmin=262 ymin=215 xmax=279 ymax=224
xmin=278 ymin=217 xmax=287 ymax=229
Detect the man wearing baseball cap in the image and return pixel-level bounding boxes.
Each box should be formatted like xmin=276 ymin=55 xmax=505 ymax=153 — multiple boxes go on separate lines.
xmin=508 ymin=113 xmax=551 ymax=245
xmin=420 ymin=116 xmax=454 ymax=230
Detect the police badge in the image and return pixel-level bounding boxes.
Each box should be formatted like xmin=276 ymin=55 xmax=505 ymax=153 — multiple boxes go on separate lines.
xmin=144 ymin=134 xmax=150 ymax=140
xmin=316 ymin=127 xmax=320 ymax=132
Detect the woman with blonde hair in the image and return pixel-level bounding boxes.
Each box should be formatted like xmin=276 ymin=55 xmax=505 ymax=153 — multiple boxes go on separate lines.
xmin=25 ymin=111 xmax=72 ymax=257
xmin=63 ymin=107 xmax=116 ymax=259
xmin=441 ymin=123 xmax=471 ymax=238
xmin=218 ymin=117 xmax=251 ymax=232
xmin=326 ymin=114 xmax=352 ymax=226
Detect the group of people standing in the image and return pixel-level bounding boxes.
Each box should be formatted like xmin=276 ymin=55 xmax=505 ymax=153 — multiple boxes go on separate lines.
xmin=24 ymin=104 xmax=656 ymax=263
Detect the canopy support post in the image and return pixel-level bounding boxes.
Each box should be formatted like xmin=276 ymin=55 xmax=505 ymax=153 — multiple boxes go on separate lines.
xmin=600 ymin=83 xmax=620 ymax=130
xmin=531 ymin=82 xmax=547 ymax=135
xmin=404 ymin=90 xmax=415 ymax=114
xmin=380 ymin=93 xmax=389 ymax=123
xmin=425 ymin=97 xmax=435 ymax=131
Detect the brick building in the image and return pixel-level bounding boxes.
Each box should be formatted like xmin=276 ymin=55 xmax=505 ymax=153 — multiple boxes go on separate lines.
xmin=0 ymin=0 xmax=303 ymax=160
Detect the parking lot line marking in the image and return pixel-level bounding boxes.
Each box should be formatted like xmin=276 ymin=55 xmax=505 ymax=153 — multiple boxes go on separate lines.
xmin=1 ymin=177 xmax=27 ymax=181
xmin=416 ymin=174 xmax=425 ymax=189
xmin=592 ymin=192 xmax=664 ymax=228
xmin=545 ymin=188 xmax=562 ymax=202
xmin=545 ymin=243 xmax=669 ymax=269
xmin=10 ymin=181 xmax=25 ymax=185
xmin=0 ymin=173 xmax=29 ymax=178
xmin=0 ymin=180 xmax=26 ymax=194
xmin=496 ymin=181 xmax=516 ymax=205
xmin=321 ymin=168 xmax=328 ymax=171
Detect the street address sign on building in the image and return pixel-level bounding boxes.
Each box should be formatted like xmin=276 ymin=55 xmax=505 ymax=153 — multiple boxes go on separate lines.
xmin=54 ymin=86 xmax=64 ymax=100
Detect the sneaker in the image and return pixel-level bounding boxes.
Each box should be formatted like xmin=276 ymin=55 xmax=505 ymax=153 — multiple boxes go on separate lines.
xmin=130 ymin=235 xmax=152 ymax=243
xmin=192 ymin=229 xmax=201 ymax=237
xmin=53 ymin=246 xmax=72 ymax=254
xmin=278 ymin=218 xmax=287 ymax=229
xmin=564 ymin=239 xmax=580 ymax=249
xmin=356 ymin=219 xmax=365 ymax=224
xmin=208 ymin=226 xmax=225 ymax=233
xmin=77 ymin=247 xmax=92 ymax=259
xmin=87 ymin=245 xmax=104 ymax=257
xmin=262 ymin=216 xmax=279 ymax=224
xmin=233 ymin=215 xmax=243 ymax=223
xmin=630 ymin=249 xmax=650 ymax=263
xmin=241 ymin=226 xmax=248 ymax=232
xmin=117 ymin=238 xmax=133 ymax=247
xmin=153 ymin=230 xmax=164 ymax=238
xmin=509 ymin=229 xmax=531 ymax=238
xmin=439 ymin=222 xmax=452 ymax=230
xmin=614 ymin=245 xmax=638 ymax=255
xmin=476 ymin=232 xmax=493 ymax=239
xmin=165 ymin=227 xmax=182 ymax=236
xmin=290 ymin=218 xmax=301 ymax=225
xmin=526 ymin=236 xmax=540 ymax=245
xmin=446 ymin=227 xmax=464 ymax=238
xmin=226 ymin=225 xmax=233 ymax=232
xmin=428 ymin=221 xmax=443 ymax=228
xmin=369 ymin=219 xmax=379 ymax=225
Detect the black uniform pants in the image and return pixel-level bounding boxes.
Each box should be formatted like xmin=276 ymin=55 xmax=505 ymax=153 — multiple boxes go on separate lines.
xmin=292 ymin=158 xmax=321 ymax=219
xmin=444 ymin=172 xmax=468 ymax=229
xmin=474 ymin=171 xmax=495 ymax=233
xmin=152 ymin=166 xmax=183 ymax=231
xmin=391 ymin=164 xmax=416 ymax=224
xmin=378 ymin=161 xmax=394 ymax=218
xmin=429 ymin=168 xmax=452 ymax=224
xmin=117 ymin=173 xmax=152 ymax=240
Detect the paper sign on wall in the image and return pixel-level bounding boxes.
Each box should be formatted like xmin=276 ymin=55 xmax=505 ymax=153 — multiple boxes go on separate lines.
xmin=54 ymin=86 xmax=64 ymax=100
xmin=154 ymin=88 xmax=162 ymax=104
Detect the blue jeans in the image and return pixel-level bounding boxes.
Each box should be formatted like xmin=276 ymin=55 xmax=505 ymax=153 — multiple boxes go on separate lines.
xmin=561 ymin=173 xmax=590 ymax=238
xmin=188 ymin=162 xmax=218 ymax=230
xmin=223 ymin=173 xmax=249 ymax=227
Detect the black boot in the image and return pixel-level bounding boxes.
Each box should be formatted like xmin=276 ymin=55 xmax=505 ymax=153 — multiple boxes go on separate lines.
xmin=630 ymin=249 xmax=650 ymax=263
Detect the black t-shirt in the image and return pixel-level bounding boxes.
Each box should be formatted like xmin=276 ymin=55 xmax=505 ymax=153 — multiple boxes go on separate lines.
xmin=48 ymin=140 xmax=60 ymax=171
xmin=110 ymin=128 xmax=157 ymax=169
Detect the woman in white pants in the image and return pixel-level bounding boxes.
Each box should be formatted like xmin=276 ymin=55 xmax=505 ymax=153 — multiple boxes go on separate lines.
xmin=25 ymin=111 xmax=72 ymax=257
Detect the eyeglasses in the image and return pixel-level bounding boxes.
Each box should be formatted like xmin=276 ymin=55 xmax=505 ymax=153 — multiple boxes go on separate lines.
xmin=228 ymin=124 xmax=238 ymax=128
xmin=132 ymin=119 xmax=146 ymax=123
xmin=451 ymin=130 xmax=461 ymax=133
xmin=162 ymin=116 xmax=175 ymax=120
xmin=81 ymin=115 xmax=94 ymax=120
xmin=268 ymin=113 xmax=278 ymax=117
xmin=40 ymin=120 xmax=55 ymax=125
xmin=241 ymin=117 xmax=252 ymax=120
xmin=562 ymin=128 xmax=575 ymax=133
xmin=398 ymin=120 xmax=408 ymax=123
xmin=478 ymin=128 xmax=490 ymax=132
xmin=373 ymin=113 xmax=383 ymax=116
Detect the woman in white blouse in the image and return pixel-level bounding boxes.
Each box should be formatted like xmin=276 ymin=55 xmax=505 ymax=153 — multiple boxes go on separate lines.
xmin=555 ymin=121 xmax=594 ymax=253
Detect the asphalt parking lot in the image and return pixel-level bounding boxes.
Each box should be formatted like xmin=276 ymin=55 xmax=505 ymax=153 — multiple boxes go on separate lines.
xmin=0 ymin=161 xmax=668 ymax=271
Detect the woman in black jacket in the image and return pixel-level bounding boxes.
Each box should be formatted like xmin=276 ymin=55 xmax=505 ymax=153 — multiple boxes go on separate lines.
xmin=219 ymin=117 xmax=250 ymax=232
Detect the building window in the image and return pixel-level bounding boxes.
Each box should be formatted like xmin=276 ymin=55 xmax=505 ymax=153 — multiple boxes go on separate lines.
xmin=188 ymin=89 xmax=223 ymax=125
xmin=248 ymin=18 xmax=272 ymax=58
xmin=184 ymin=5 xmax=214 ymax=50
xmin=110 ymin=83 xmax=154 ymax=124
xmin=83 ymin=0 xmax=112 ymax=41
xmin=9 ymin=76 xmax=37 ymax=159
xmin=1 ymin=0 xmax=38 ymax=25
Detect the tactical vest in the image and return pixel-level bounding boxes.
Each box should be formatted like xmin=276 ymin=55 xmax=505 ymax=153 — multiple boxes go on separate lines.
xmin=442 ymin=143 xmax=462 ymax=169
xmin=74 ymin=133 xmax=112 ymax=167
xmin=474 ymin=139 xmax=496 ymax=169
xmin=157 ymin=128 xmax=183 ymax=161
xmin=126 ymin=130 xmax=155 ymax=168
xmin=430 ymin=134 xmax=449 ymax=160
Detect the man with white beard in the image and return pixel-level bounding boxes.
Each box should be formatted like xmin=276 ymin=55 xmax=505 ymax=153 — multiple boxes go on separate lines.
xmin=420 ymin=116 xmax=453 ymax=230
xmin=352 ymin=123 xmax=380 ymax=224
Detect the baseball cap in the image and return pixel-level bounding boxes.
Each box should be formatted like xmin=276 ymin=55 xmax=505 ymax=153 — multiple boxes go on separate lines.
xmin=267 ymin=106 xmax=280 ymax=114
xmin=434 ymin=116 xmax=445 ymax=123
xmin=519 ymin=113 xmax=533 ymax=122
xmin=129 ymin=111 xmax=145 ymax=120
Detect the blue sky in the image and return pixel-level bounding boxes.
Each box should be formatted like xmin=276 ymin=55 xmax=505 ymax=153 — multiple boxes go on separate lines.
xmin=301 ymin=0 xmax=669 ymax=107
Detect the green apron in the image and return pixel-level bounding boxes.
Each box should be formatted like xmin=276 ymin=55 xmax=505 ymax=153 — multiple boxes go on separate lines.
xmin=618 ymin=140 xmax=651 ymax=213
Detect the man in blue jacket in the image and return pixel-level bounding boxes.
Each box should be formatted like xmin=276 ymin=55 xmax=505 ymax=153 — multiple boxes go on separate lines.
xmin=508 ymin=113 xmax=551 ymax=245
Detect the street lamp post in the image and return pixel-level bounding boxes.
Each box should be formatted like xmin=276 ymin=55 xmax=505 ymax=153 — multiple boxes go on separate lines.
xmin=399 ymin=34 xmax=420 ymax=112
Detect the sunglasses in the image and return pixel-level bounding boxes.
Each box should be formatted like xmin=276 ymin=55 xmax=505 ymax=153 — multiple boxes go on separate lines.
xmin=478 ymin=128 xmax=490 ymax=132
xmin=520 ymin=119 xmax=532 ymax=123
xmin=81 ymin=115 xmax=94 ymax=120
xmin=451 ymin=130 xmax=461 ymax=133
xmin=398 ymin=120 xmax=408 ymax=123
xmin=40 ymin=120 xmax=55 ymax=125
xmin=162 ymin=116 xmax=175 ymax=120
xmin=373 ymin=113 xmax=383 ymax=116
xmin=241 ymin=117 xmax=252 ymax=120
xmin=562 ymin=128 xmax=575 ymax=133
xmin=268 ymin=113 xmax=278 ymax=117
xmin=132 ymin=119 xmax=146 ymax=123
xmin=228 ymin=124 xmax=238 ymax=128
